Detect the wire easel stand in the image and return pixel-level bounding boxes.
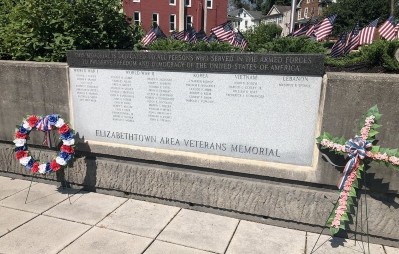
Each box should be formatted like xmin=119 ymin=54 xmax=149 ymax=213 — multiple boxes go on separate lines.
xmin=25 ymin=134 xmax=72 ymax=204
xmin=310 ymin=169 xmax=370 ymax=254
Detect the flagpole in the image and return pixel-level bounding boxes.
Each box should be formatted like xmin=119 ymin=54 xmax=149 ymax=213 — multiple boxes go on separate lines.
xmin=391 ymin=0 xmax=394 ymax=16
xmin=290 ymin=0 xmax=297 ymax=34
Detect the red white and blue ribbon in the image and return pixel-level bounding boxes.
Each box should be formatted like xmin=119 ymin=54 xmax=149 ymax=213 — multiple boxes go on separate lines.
xmin=337 ymin=136 xmax=372 ymax=190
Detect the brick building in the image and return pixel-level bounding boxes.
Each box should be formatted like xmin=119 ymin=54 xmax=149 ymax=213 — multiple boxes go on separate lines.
xmin=296 ymin=0 xmax=335 ymax=24
xmin=123 ymin=0 xmax=228 ymax=36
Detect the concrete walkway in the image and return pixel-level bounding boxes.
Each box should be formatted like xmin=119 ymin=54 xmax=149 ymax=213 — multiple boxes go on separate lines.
xmin=0 ymin=175 xmax=397 ymax=254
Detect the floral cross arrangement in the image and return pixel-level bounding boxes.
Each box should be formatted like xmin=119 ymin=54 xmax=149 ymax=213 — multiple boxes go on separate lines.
xmin=316 ymin=105 xmax=399 ymax=235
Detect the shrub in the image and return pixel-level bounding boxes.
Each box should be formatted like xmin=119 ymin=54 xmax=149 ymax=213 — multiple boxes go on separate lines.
xmin=147 ymin=39 xmax=241 ymax=52
xmin=325 ymin=40 xmax=399 ymax=71
xmin=259 ymin=37 xmax=327 ymax=54
xmin=244 ymin=23 xmax=282 ymax=51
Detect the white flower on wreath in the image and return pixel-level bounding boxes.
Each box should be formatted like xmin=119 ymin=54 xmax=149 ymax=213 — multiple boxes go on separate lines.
xmin=13 ymin=139 xmax=26 ymax=147
xmin=56 ymin=156 xmax=67 ymax=166
xmin=38 ymin=164 xmax=47 ymax=174
xmin=19 ymin=156 xmax=32 ymax=166
xmin=22 ymin=121 xmax=32 ymax=130
xmin=55 ymin=118 xmax=65 ymax=128
xmin=63 ymin=139 xmax=75 ymax=146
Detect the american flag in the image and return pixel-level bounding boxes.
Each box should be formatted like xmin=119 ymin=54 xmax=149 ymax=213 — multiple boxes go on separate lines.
xmin=292 ymin=22 xmax=312 ymax=37
xmin=395 ymin=23 xmax=399 ymax=39
xmin=359 ymin=18 xmax=379 ymax=45
xmin=314 ymin=14 xmax=337 ymax=41
xmin=344 ymin=22 xmax=360 ymax=54
xmin=187 ymin=28 xmax=197 ymax=43
xmin=378 ymin=16 xmax=397 ymax=41
xmin=330 ymin=33 xmax=347 ymax=58
xmin=141 ymin=26 xmax=166 ymax=46
xmin=210 ymin=22 xmax=235 ymax=42
xmin=171 ymin=30 xmax=186 ymax=41
xmin=195 ymin=30 xmax=208 ymax=42
xmin=207 ymin=33 xmax=218 ymax=43
xmin=305 ymin=19 xmax=321 ymax=37
xmin=230 ymin=30 xmax=248 ymax=49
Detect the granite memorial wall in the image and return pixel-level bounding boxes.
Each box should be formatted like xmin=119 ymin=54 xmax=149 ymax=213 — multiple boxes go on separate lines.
xmin=67 ymin=51 xmax=324 ymax=166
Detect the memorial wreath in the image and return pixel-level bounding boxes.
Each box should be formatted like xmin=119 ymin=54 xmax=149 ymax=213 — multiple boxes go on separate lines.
xmin=316 ymin=105 xmax=399 ymax=235
xmin=13 ymin=114 xmax=75 ymax=174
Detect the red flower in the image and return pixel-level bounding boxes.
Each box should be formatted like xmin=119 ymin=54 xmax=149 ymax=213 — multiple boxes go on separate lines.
xmin=58 ymin=124 xmax=70 ymax=134
xmin=31 ymin=162 xmax=39 ymax=173
xmin=15 ymin=151 xmax=28 ymax=160
xmin=50 ymin=160 xmax=61 ymax=172
xmin=15 ymin=131 xmax=27 ymax=139
xmin=61 ymin=145 xmax=74 ymax=154
xmin=27 ymin=115 xmax=40 ymax=127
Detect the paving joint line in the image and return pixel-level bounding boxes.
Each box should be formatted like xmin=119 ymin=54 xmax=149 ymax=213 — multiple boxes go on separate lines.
xmin=93 ymin=225 xmax=153 ymax=240
xmin=0 ymin=213 xmax=40 ymax=238
xmin=56 ymin=197 xmax=129 ymax=254
xmin=140 ymin=207 xmax=183 ymax=254
xmin=304 ymin=231 xmax=308 ymax=254
xmin=223 ymin=219 xmax=241 ymax=254
xmin=154 ymin=239 xmax=220 ymax=254
xmin=0 ymin=181 xmax=39 ymax=201
xmin=0 ymin=186 xmax=85 ymax=239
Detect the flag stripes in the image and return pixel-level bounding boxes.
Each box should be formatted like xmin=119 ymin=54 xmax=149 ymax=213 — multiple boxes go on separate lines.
xmin=379 ymin=16 xmax=397 ymax=41
xmin=314 ymin=14 xmax=337 ymax=41
xmin=330 ymin=33 xmax=347 ymax=57
xmin=359 ymin=18 xmax=379 ymax=45
xmin=344 ymin=22 xmax=360 ymax=54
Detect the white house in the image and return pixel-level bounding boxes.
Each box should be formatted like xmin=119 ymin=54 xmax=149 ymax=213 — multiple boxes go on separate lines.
xmin=228 ymin=8 xmax=264 ymax=32
xmin=263 ymin=5 xmax=292 ymax=36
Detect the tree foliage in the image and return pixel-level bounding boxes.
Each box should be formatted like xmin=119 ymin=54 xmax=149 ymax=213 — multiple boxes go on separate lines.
xmin=263 ymin=0 xmax=291 ymax=14
xmin=0 ymin=0 xmax=137 ymax=61
xmin=323 ymin=0 xmax=399 ymax=36
xmin=243 ymin=23 xmax=282 ymax=51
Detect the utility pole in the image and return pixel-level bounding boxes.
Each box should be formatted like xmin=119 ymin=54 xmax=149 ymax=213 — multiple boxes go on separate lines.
xmin=290 ymin=0 xmax=297 ymax=34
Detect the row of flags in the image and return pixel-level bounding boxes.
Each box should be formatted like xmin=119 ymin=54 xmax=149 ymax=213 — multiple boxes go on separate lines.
xmin=292 ymin=14 xmax=337 ymax=41
xmin=293 ymin=15 xmax=399 ymax=57
xmin=141 ymin=15 xmax=399 ymax=57
xmin=330 ymin=17 xmax=399 ymax=57
xmin=140 ymin=22 xmax=248 ymax=49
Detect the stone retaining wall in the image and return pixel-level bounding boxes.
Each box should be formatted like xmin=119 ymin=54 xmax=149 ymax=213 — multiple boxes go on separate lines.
xmin=0 ymin=61 xmax=398 ymax=245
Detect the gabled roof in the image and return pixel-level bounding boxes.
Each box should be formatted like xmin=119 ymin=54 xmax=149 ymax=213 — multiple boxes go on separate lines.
xmin=268 ymin=5 xmax=292 ymax=15
xmin=246 ymin=10 xmax=264 ymax=20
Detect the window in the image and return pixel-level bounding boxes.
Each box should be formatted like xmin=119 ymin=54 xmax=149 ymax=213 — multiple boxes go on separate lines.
xmin=243 ymin=13 xmax=246 ymax=18
xmin=185 ymin=0 xmax=191 ymax=7
xmin=207 ymin=0 xmax=212 ymax=8
xmin=304 ymin=8 xmax=308 ymax=18
xmin=133 ymin=11 xmax=140 ymax=26
xmin=170 ymin=14 xmax=176 ymax=31
xmin=245 ymin=20 xmax=248 ymax=28
xmin=278 ymin=17 xmax=282 ymax=24
xmin=152 ymin=13 xmax=159 ymax=26
xmin=186 ymin=15 xmax=193 ymax=29
xmin=297 ymin=10 xmax=301 ymax=20
xmin=169 ymin=0 xmax=176 ymax=5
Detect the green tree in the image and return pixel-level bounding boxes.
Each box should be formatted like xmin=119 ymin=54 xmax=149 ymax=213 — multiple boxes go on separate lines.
xmin=323 ymin=0 xmax=399 ymax=36
xmin=0 ymin=0 xmax=137 ymax=61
